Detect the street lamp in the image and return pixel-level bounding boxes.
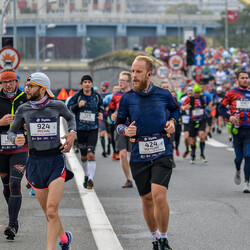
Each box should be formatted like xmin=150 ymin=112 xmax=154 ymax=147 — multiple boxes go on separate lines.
xmin=35 ymin=0 xmax=57 ymax=72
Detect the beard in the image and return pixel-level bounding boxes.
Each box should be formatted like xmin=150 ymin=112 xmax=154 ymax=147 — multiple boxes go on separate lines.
xmin=132 ymin=78 xmax=148 ymax=92
xmin=28 ymin=89 xmax=41 ymax=101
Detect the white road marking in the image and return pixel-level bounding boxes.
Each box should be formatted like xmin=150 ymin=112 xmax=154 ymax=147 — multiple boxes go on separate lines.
xmin=204 ymin=138 xmax=228 ymax=147
xmin=227 ymin=148 xmax=234 ymax=152
xmin=60 ymin=119 xmax=123 ymax=250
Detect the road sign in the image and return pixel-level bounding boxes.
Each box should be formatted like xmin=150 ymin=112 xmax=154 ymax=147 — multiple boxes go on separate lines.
xmin=168 ymin=71 xmax=185 ymax=89
xmin=195 ymin=53 xmax=205 ymax=66
xmin=168 ymin=55 xmax=184 ymax=71
xmin=194 ymin=36 xmax=206 ymax=54
xmin=57 ymin=88 xmax=69 ymax=100
xmin=155 ymin=65 xmax=169 ymax=79
xmin=0 ymin=47 xmax=20 ymax=70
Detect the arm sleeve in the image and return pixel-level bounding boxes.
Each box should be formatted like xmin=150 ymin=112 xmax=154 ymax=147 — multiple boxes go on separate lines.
xmin=67 ymin=93 xmax=79 ymax=113
xmin=168 ymin=93 xmax=181 ymax=122
xmin=218 ymin=93 xmax=231 ymax=120
xmin=7 ymin=106 xmax=25 ymax=143
xmin=98 ymin=94 xmax=104 ymax=113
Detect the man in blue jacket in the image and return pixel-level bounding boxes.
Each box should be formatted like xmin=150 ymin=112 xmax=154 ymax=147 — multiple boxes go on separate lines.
xmin=116 ymin=55 xmax=180 ymax=250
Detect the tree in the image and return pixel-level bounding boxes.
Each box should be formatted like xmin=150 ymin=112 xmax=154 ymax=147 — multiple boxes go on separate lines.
xmin=85 ymin=37 xmax=112 ymax=58
xmin=215 ymin=6 xmax=250 ymax=50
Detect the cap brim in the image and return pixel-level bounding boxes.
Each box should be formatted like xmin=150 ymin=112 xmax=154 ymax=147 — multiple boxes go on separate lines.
xmin=46 ymin=89 xmax=55 ymax=97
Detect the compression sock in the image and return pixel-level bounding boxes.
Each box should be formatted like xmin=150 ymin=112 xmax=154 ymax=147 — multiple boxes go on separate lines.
xmin=200 ymin=141 xmax=205 ymax=156
xmin=81 ymin=161 xmax=88 ymax=176
xmin=59 ymin=232 xmax=68 ymax=244
xmin=191 ymin=145 xmax=196 ymax=157
xmin=87 ymin=160 xmax=96 ymax=180
xmin=100 ymin=136 xmax=106 ymax=153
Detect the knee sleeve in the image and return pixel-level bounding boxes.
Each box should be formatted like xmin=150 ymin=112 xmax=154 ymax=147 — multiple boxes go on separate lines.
xmin=10 ymin=177 xmax=22 ymax=196
xmin=87 ymin=145 xmax=95 ymax=155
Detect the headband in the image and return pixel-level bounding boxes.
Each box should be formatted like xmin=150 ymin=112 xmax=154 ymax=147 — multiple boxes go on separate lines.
xmin=0 ymin=71 xmax=17 ymax=82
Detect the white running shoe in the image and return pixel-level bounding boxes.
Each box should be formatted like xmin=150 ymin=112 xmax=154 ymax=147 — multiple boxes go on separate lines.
xmin=243 ymin=181 xmax=250 ymax=193
xmin=234 ymin=170 xmax=241 ymax=185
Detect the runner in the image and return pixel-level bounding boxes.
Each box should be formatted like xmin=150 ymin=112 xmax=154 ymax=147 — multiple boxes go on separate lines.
xmin=219 ymin=70 xmax=250 ymax=193
xmin=0 ymin=68 xmax=28 ymax=240
xmin=181 ymin=84 xmax=209 ymax=164
xmin=180 ymin=86 xmax=193 ymax=158
xmin=67 ymin=75 xmax=103 ymax=189
xmin=99 ymin=81 xmax=111 ymax=157
xmin=103 ymin=84 xmax=120 ymax=160
xmin=116 ymin=55 xmax=180 ymax=249
xmin=8 ymin=72 xmax=76 ymax=249
xmin=108 ymin=71 xmax=133 ymax=188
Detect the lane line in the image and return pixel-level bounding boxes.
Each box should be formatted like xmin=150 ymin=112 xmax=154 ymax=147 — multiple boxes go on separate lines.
xmin=60 ymin=119 xmax=123 ymax=250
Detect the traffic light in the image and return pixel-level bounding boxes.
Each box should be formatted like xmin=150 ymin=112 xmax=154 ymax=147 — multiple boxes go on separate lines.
xmin=1 ymin=36 xmax=14 ymax=48
xmin=186 ymin=39 xmax=194 ymax=66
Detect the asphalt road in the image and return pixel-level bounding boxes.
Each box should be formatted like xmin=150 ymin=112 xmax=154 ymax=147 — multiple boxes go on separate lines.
xmin=1 ymin=128 xmax=250 ymax=250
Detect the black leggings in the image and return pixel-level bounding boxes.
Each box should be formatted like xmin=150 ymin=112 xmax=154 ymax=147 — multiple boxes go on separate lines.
xmin=0 ymin=152 xmax=27 ymax=226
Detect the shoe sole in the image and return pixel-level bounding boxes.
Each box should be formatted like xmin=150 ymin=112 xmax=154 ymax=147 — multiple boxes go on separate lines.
xmin=243 ymin=189 xmax=250 ymax=193
xmin=4 ymin=228 xmax=15 ymax=239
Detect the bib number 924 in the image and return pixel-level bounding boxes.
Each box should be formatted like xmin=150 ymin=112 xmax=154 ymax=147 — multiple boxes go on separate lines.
xmin=37 ymin=123 xmax=50 ymax=129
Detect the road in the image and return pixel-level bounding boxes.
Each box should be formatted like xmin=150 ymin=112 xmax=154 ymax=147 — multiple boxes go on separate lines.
xmin=0 ymin=127 xmax=250 ymax=250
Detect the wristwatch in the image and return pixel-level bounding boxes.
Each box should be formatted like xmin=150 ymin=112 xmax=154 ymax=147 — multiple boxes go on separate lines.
xmin=69 ymin=130 xmax=77 ymax=134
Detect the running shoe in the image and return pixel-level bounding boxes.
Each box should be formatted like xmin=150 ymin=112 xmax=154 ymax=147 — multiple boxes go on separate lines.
xmin=243 ymin=181 xmax=250 ymax=193
xmin=30 ymin=189 xmax=35 ymax=196
xmin=83 ymin=176 xmax=88 ymax=189
xmin=4 ymin=224 xmax=17 ymax=240
xmin=182 ymin=150 xmax=189 ymax=158
xmin=200 ymin=155 xmax=207 ymax=163
xmin=234 ymin=170 xmax=241 ymax=185
xmin=87 ymin=179 xmax=94 ymax=189
xmin=122 ymin=180 xmax=133 ymax=188
xmin=159 ymin=238 xmax=172 ymax=250
xmin=208 ymin=132 xmax=212 ymax=138
xmin=112 ymin=153 xmax=120 ymax=161
xmin=152 ymin=241 xmax=159 ymax=250
xmin=190 ymin=156 xmax=195 ymax=164
xmin=59 ymin=231 xmax=72 ymax=250
xmin=26 ymin=182 xmax=31 ymax=189
xmin=176 ymin=149 xmax=180 ymax=157
xmin=102 ymin=152 xmax=107 ymax=158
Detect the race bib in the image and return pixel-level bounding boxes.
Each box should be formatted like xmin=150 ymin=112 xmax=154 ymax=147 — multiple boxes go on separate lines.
xmin=139 ymin=134 xmax=165 ymax=159
xmin=236 ymin=98 xmax=250 ymax=110
xmin=80 ymin=111 xmax=95 ymax=123
xmin=1 ymin=132 xmax=23 ymax=150
xmin=192 ymin=108 xmax=204 ymax=117
xmin=182 ymin=115 xmax=190 ymax=124
xmin=30 ymin=117 xmax=57 ymax=141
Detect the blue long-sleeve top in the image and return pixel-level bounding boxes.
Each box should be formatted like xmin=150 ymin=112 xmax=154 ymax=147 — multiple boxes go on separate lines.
xmin=116 ymin=83 xmax=180 ymax=162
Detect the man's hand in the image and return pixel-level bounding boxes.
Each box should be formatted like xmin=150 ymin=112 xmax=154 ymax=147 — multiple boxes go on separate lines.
xmin=164 ymin=120 xmax=175 ymax=134
xmin=97 ymin=112 xmax=103 ymax=120
xmin=181 ymin=104 xmax=189 ymax=111
xmin=60 ymin=132 xmax=76 ymax=153
xmin=78 ymin=100 xmax=87 ymax=108
xmin=14 ymin=134 xmax=25 ymax=147
xmin=111 ymin=112 xmax=117 ymax=121
xmin=125 ymin=121 xmax=137 ymax=137
xmin=229 ymin=115 xmax=240 ymax=126
xmin=0 ymin=114 xmax=14 ymax=126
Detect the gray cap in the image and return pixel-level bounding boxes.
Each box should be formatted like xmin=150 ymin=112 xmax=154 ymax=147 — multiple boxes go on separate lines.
xmin=30 ymin=72 xmax=54 ymax=97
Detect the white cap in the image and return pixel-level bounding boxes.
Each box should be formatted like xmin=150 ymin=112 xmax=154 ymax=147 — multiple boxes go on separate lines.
xmin=29 ymin=72 xmax=54 ymax=97
xmin=216 ymin=86 xmax=223 ymax=92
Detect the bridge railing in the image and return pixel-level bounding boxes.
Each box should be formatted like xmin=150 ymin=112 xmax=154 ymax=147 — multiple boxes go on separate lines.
xmin=6 ymin=13 xmax=220 ymax=26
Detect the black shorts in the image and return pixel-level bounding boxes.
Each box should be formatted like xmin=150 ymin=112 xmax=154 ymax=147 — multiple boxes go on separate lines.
xmin=188 ymin=118 xmax=206 ymax=137
xmin=206 ymin=116 xmax=212 ymax=126
xmin=77 ymin=129 xmax=98 ymax=156
xmin=130 ymin=155 xmax=173 ymax=196
xmin=183 ymin=123 xmax=189 ymax=132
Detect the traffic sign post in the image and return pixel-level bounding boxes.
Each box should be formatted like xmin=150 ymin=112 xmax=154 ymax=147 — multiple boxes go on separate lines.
xmin=194 ymin=36 xmax=206 ymax=54
xmin=0 ymin=47 xmax=20 ymax=70
xmin=168 ymin=55 xmax=184 ymax=71
xmin=155 ymin=65 xmax=169 ymax=79
xmin=195 ymin=53 xmax=205 ymax=66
